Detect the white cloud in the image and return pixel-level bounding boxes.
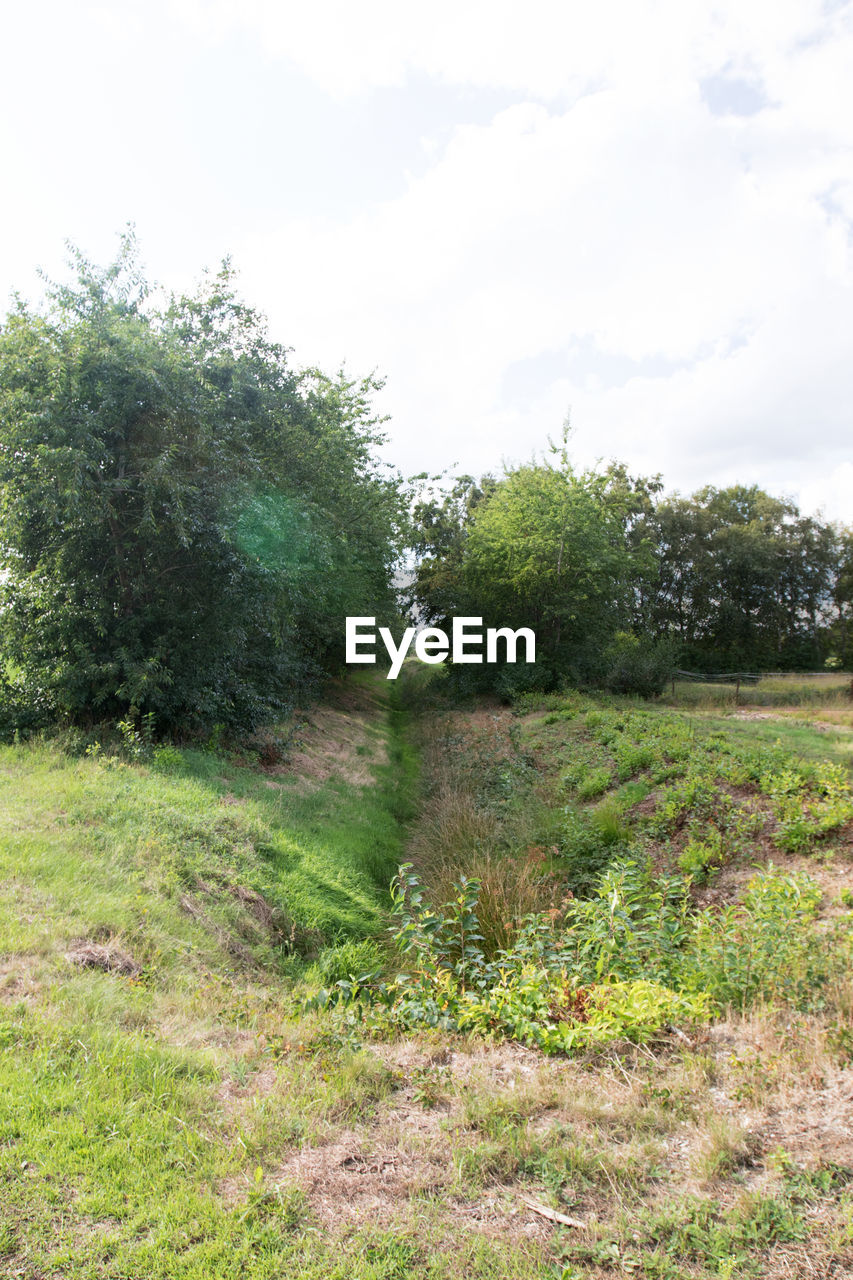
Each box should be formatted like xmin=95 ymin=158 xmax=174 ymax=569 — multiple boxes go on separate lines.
xmin=171 ymin=0 xmax=840 ymax=102
xmin=799 ymin=460 xmax=853 ymax=525
xmin=1 ymin=0 xmax=851 ymax=518
xmin=228 ymin=17 xmax=853 ymax=516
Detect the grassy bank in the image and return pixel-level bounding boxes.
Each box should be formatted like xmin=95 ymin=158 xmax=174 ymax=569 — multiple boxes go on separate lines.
xmin=0 ymin=675 xmax=474 ymax=1280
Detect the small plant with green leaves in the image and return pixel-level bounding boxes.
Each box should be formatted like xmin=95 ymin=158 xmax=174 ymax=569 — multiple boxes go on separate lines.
xmin=762 ymin=760 xmax=853 ymax=852
xmin=238 ymin=1167 xmax=309 ymax=1229
xmin=116 ymin=710 xmax=156 ymax=760
xmin=409 ymin=1061 xmax=451 ymax=1109
xmin=678 ymin=829 xmax=725 ymax=883
xmin=152 ymin=743 xmax=183 ymax=769
xmin=576 ymin=765 xmax=613 ymax=800
xmin=685 ymin=868 xmax=828 ymax=1009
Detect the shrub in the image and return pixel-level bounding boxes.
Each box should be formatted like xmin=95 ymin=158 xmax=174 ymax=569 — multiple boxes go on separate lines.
xmin=603 ymin=632 xmax=677 ymax=699
xmin=678 ymin=831 xmax=725 ymax=883
xmin=576 ymin=766 xmax=613 ymax=800
xmin=684 ymin=868 xmax=827 ymax=1009
xmin=0 ymin=668 xmax=53 ymax=739
xmin=0 ymin=241 xmax=405 ymax=734
xmin=369 ymin=863 xmax=707 ymax=1053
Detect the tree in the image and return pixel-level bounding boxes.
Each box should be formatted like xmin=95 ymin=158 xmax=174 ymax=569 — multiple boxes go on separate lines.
xmin=410 ymin=445 xmax=651 ymax=691
xmin=827 ymin=525 xmax=853 ymax=669
xmin=636 ymin=485 xmax=837 ymax=671
xmin=0 ymin=235 xmax=405 ymax=732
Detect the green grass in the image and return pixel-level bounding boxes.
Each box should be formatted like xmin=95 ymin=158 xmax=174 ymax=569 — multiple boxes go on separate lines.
xmin=666 ymin=672 xmax=851 ymax=709
xmin=0 ymin=676 xmax=416 ymax=968
xmin=2 ymin=675 xmax=530 ymax=1279
xmin=699 ymin=709 xmax=853 ymax=769
xmin=3 ymin=672 xmax=853 ymax=1279
xmin=0 ymin=1002 xmax=542 ymax=1277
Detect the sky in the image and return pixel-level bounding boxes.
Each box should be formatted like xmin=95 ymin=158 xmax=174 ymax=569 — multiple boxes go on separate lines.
xmin=2 ymin=0 xmax=852 ymax=521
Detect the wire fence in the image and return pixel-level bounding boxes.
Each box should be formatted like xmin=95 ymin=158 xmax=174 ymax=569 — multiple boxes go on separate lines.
xmin=670 ymin=668 xmax=851 ymax=704
xmin=674 ymin=670 xmax=843 ymax=684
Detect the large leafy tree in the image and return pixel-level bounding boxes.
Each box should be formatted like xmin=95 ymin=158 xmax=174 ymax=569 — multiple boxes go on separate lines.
xmin=0 ymin=236 xmax=405 ymax=731
xmin=637 ymin=485 xmax=837 ymax=670
xmin=410 ymin=444 xmax=653 ymax=690
xmin=828 ymin=526 xmax=853 ymax=668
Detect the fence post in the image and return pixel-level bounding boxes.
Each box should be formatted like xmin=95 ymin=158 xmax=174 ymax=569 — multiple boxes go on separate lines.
xmin=735 ymin=678 xmax=741 ymax=706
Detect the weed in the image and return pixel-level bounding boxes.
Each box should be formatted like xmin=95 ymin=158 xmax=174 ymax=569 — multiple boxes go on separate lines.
xmin=690 ymin=1114 xmax=752 ymax=1182
xmin=410 ymin=1062 xmax=451 ymax=1109
xmin=576 ymin=766 xmax=612 ymax=800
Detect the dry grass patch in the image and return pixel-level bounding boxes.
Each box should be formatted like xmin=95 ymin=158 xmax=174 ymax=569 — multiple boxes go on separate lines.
xmin=690 ymin=1113 xmax=754 ymax=1184
xmin=276 ymin=680 xmax=389 ymax=789
xmin=65 ymin=939 xmax=141 ymax=976
xmin=0 ymin=953 xmax=46 ymax=1004
xmin=271 ymin=1125 xmax=454 ymax=1230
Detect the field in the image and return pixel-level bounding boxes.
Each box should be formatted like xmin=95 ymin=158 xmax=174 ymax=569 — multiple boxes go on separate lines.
xmin=667 ymin=671 xmax=853 ymax=714
xmin=1 ymin=671 xmax=852 ymax=1278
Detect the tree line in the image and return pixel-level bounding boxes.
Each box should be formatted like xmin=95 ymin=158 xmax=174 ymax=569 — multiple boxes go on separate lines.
xmin=1 ymin=243 xmax=850 ymax=733
xmin=410 ymin=438 xmax=853 ymax=697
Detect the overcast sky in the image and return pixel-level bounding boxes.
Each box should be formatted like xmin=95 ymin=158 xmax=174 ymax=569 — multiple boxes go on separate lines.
xmin=2 ymin=0 xmax=852 ymax=520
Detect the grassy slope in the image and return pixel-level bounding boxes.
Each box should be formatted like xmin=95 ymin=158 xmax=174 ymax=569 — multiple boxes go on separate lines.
xmin=2 ymin=674 xmax=853 ymax=1279
xmin=2 ymin=675 xmax=501 ymax=1280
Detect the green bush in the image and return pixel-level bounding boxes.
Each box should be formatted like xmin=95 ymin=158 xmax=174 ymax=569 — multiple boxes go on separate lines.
xmin=576 ymin=766 xmax=613 ymax=800
xmin=377 ymin=863 xmax=708 ymax=1053
xmin=0 ymin=668 xmax=52 ymax=740
xmin=677 ymin=831 xmax=725 ymax=883
xmin=359 ymin=859 xmax=838 ymax=1051
xmin=603 ymin=632 xmax=677 ymax=699
xmin=684 ymin=868 xmax=828 ymax=1009
xmin=0 ymin=241 xmax=405 ymax=734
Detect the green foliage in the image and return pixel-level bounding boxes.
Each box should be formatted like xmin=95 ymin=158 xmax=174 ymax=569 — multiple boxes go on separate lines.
xmin=603 ymin=630 xmax=677 ymax=698
xmin=575 ymin=766 xmax=612 ymax=800
xmin=561 ymin=1182 xmax=811 ymax=1277
xmin=552 ymin=694 xmax=852 ymax=857
xmin=314 ymin=938 xmax=386 ymax=988
xmin=559 ymin=861 xmax=693 ymax=986
xmin=317 ymin=862 xmax=710 ymax=1053
xmin=762 ymin=760 xmax=853 ymax=851
xmin=684 ymin=868 xmax=830 ymax=1009
xmin=410 ymin=455 xmax=853 ymax=685
xmin=330 ymin=841 xmax=842 ymax=1052
xmin=378 ymin=861 xmax=710 ymax=1052
xmin=0 ymin=677 xmax=415 ymax=964
xmin=0 ymin=237 xmax=405 ymax=733
xmin=635 ymin=483 xmax=842 ymax=671
xmin=556 ymin=809 xmax=626 ymax=897
xmin=409 ymin=442 xmax=658 ymax=692
xmin=677 ymin=831 xmax=725 ymax=883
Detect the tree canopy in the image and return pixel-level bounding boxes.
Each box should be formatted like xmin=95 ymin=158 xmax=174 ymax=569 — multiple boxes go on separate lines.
xmin=635 ymin=485 xmax=840 ymax=671
xmin=0 ymin=236 xmax=406 ymax=732
xmin=410 ymin=445 xmax=660 ymax=693
xmin=410 ymin=445 xmax=851 ymax=694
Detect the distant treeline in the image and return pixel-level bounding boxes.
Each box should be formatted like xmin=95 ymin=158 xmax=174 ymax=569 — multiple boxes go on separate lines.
xmin=1 ymin=241 xmax=850 ymax=732
xmin=409 ymin=441 xmax=852 ymax=697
